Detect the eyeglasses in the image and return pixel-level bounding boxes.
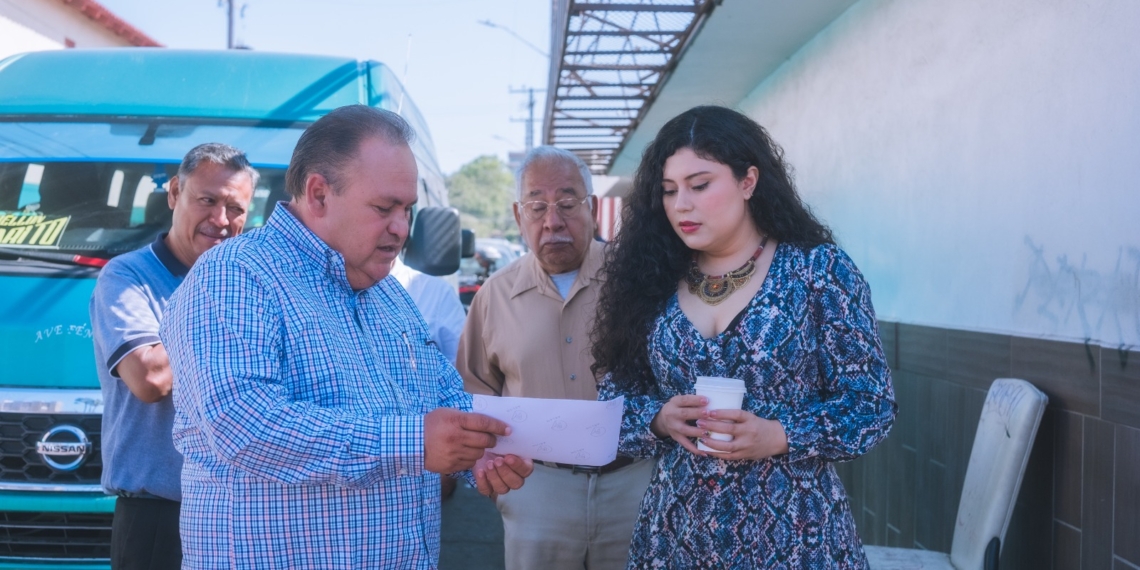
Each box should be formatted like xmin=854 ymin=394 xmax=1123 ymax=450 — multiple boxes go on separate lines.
xmin=517 ymin=196 xmax=589 ymax=221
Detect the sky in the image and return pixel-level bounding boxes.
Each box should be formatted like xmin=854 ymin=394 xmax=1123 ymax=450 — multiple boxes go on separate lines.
xmin=98 ymin=0 xmax=551 ymax=175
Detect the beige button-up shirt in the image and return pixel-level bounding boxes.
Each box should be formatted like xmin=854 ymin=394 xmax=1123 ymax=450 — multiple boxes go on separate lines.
xmin=457 ymin=240 xmax=605 ymax=400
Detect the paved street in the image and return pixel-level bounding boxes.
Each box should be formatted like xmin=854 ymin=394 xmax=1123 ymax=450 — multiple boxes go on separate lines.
xmin=440 ymin=482 xmax=505 ymax=570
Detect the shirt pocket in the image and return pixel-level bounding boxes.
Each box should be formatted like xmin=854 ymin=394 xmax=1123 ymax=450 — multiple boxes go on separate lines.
xmin=380 ymin=326 xmax=441 ymax=414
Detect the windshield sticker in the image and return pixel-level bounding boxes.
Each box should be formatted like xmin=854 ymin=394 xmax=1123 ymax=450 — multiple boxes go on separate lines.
xmin=0 ymin=211 xmax=71 ymax=249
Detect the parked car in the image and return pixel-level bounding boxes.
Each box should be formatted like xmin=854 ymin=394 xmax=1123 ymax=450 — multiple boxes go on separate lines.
xmin=458 ymin=238 xmax=523 ymax=307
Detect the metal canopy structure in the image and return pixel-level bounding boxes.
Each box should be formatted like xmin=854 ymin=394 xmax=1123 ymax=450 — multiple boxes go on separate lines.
xmin=543 ymin=0 xmax=719 ymax=174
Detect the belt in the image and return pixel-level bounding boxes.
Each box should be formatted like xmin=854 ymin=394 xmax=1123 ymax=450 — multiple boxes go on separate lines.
xmin=535 ymin=456 xmax=635 ymax=475
xmin=113 ymin=490 xmax=171 ymax=501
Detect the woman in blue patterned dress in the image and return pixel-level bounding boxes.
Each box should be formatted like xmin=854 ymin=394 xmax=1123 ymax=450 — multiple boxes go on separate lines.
xmin=592 ymin=106 xmax=896 ymax=569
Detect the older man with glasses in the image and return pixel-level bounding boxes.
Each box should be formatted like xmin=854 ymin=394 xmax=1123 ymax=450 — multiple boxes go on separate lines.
xmin=457 ymin=146 xmax=653 ymax=570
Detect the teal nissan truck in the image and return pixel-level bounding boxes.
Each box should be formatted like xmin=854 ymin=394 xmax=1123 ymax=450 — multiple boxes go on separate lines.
xmin=0 ymin=49 xmax=461 ymax=569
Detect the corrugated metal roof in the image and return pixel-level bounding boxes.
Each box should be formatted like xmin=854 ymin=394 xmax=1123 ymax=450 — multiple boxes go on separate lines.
xmin=542 ymin=0 xmax=719 ymax=174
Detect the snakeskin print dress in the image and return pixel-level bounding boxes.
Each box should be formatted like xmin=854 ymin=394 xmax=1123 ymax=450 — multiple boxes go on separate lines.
xmin=599 ymin=243 xmax=897 ymax=569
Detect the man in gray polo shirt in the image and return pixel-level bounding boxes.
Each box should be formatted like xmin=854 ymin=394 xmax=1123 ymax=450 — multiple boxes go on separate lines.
xmin=90 ymin=143 xmax=256 ymax=570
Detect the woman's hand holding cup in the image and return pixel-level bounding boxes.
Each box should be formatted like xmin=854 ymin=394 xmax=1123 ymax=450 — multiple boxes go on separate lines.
xmin=688 ymin=376 xmax=789 ymax=461
xmin=652 ymin=376 xmax=791 ymax=460
xmin=696 ymin=410 xmax=789 ymax=461
xmin=650 ymin=394 xmax=710 ymax=456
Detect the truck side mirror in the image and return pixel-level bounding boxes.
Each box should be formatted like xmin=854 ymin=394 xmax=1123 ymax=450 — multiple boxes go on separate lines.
xmin=461 ymin=229 xmax=476 ymax=258
xmin=403 ymin=207 xmax=461 ymax=276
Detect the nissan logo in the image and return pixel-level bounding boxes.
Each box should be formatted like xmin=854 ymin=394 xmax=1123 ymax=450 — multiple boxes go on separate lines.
xmin=35 ymin=425 xmax=92 ymax=471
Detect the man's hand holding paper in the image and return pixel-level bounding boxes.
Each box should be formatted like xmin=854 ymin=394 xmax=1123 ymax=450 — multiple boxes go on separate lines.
xmin=424 ymin=407 xmax=534 ymax=498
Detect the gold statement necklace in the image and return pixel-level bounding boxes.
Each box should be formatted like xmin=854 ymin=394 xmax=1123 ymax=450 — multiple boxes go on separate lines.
xmin=685 ymin=235 xmax=770 ymax=306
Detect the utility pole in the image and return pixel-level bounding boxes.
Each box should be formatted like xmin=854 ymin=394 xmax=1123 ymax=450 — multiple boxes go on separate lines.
xmin=510 ymin=87 xmax=541 ymax=151
xmin=226 ymin=0 xmax=236 ymax=49
xmin=221 ymin=0 xmax=246 ymax=49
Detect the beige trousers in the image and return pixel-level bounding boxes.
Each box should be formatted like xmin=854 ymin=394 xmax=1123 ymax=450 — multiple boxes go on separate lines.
xmin=495 ymin=459 xmax=654 ymax=570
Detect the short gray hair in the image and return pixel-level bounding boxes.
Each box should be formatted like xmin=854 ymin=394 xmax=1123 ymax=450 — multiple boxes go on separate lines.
xmin=179 ymin=142 xmax=260 ymax=188
xmin=285 ymin=105 xmax=415 ymax=199
xmin=515 ymin=146 xmax=594 ymax=201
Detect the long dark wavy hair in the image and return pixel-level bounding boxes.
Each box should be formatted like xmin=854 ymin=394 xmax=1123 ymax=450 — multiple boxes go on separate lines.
xmin=591 ymin=106 xmax=834 ymax=388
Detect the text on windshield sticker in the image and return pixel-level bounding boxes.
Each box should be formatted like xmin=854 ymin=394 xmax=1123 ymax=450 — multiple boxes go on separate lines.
xmin=0 ymin=211 xmax=71 ymax=248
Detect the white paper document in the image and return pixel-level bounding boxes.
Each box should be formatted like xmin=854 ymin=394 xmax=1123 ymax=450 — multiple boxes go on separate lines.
xmin=471 ymin=395 xmax=625 ymax=466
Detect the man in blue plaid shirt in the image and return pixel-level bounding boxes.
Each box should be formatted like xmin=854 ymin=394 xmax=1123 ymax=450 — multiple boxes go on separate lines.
xmin=161 ymin=105 xmax=533 ymax=569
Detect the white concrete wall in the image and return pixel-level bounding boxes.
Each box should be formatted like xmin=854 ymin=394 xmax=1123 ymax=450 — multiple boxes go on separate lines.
xmin=0 ymin=12 xmax=61 ymax=61
xmin=737 ymin=0 xmax=1140 ymax=348
xmin=0 ymin=0 xmax=136 ymax=61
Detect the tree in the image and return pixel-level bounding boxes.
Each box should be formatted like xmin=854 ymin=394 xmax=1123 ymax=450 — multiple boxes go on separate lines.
xmin=447 ymin=155 xmax=518 ymax=240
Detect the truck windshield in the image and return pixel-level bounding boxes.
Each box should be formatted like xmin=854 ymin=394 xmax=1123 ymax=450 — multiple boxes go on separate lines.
xmin=0 ymin=121 xmax=295 ymax=258
xmin=0 ymin=160 xmax=285 ymax=257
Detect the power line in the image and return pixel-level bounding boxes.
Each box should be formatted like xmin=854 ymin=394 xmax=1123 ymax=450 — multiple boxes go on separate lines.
xmin=477 ymin=19 xmax=547 ymax=59
xmin=478 ymin=19 xmax=548 ymax=152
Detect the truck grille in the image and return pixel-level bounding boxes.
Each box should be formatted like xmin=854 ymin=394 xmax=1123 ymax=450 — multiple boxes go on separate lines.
xmin=0 ymin=511 xmax=112 ymax=561
xmin=0 ymin=413 xmax=102 ymax=485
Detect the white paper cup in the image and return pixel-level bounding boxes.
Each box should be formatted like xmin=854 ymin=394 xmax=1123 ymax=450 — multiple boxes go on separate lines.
xmin=693 ymin=376 xmax=745 ymax=453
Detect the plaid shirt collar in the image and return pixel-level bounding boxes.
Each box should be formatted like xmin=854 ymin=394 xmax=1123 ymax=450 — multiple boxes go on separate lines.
xmin=265 ymin=201 xmax=361 ymax=295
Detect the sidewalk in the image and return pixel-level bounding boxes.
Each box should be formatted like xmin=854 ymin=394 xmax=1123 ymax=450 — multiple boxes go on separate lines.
xmin=439 ymin=482 xmax=504 ymax=570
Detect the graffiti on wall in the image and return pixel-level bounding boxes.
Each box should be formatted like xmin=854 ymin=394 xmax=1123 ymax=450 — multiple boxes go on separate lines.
xmin=1014 ymin=237 xmax=1139 ymax=362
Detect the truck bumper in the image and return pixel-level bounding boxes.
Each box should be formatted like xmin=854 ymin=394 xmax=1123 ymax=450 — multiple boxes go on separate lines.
xmin=0 ymin=490 xmax=114 ymax=570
